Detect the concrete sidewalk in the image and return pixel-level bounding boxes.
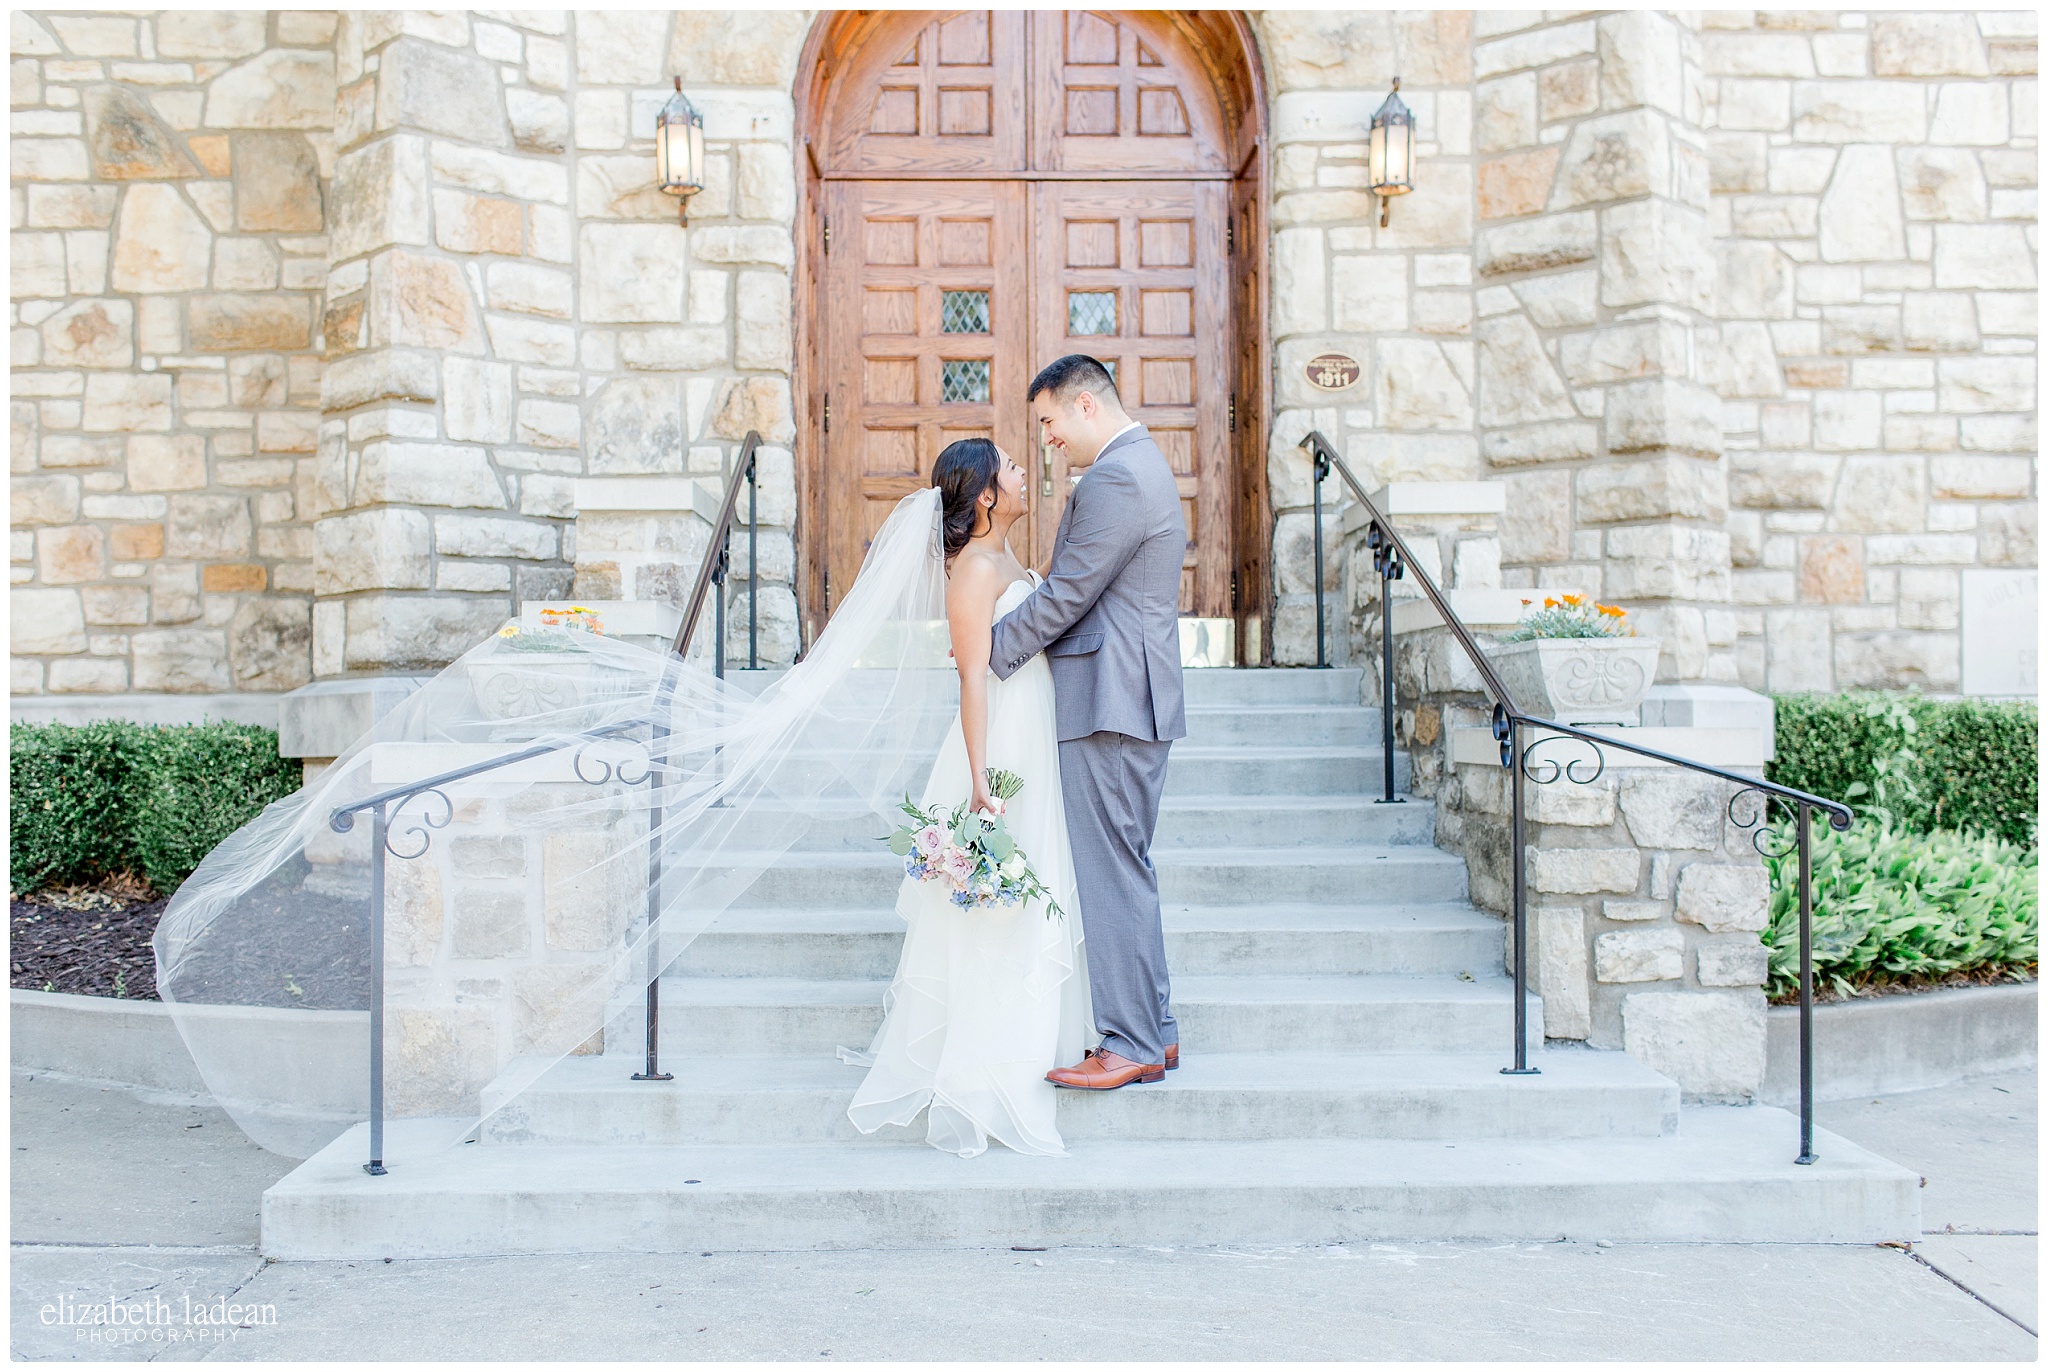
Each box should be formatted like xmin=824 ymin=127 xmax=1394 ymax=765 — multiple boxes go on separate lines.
xmin=10 ymin=1067 xmax=2036 ymax=1361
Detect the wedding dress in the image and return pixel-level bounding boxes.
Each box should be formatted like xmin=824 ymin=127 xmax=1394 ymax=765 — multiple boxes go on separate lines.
xmin=844 ymin=571 xmax=1096 ymax=1157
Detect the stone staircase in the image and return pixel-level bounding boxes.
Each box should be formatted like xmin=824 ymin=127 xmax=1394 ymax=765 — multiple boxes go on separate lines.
xmin=261 ymin=669 xmax=1918 ymax=1258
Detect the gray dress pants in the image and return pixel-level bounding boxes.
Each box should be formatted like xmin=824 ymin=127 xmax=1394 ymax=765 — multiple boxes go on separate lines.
xmin=1057 ymin=730 xmax=1176 ymax=1065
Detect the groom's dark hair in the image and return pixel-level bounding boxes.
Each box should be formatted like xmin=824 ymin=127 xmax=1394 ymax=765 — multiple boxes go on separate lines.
xmin=1028 ymin=354 xmax=1122 ymax=408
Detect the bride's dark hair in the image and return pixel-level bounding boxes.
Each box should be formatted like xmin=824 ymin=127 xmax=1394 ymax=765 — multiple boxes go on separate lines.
xmin=931 ymin=437 xmax=1001 ymax=561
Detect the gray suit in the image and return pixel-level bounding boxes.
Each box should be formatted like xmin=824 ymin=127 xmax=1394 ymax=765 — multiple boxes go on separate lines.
xmin=991 ymin=425 xmax=1186 ymax=1065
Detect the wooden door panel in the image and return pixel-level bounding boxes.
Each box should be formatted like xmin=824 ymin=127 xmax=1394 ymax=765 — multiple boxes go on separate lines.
xmin=1029 ymin=180 xmax=1231 ymax=616
xmin=827 ymin=11 xmax=1026 ymax=174
xmin=1029 ymin=12 xmax=1230 ymax=175
xmin=824 ymin=180 xmax=1028 ymax=613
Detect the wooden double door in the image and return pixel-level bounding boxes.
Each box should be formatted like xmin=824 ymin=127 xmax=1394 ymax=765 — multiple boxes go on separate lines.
xmin=807 ymin=11 xmax=1264 ymax=638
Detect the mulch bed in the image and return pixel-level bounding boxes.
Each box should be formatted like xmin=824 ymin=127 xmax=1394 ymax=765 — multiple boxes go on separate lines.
xmin=1769 ymin=963 xmax=2038 ymax=1006
xmin=11 ymin=886 xmax=166 ymax=1000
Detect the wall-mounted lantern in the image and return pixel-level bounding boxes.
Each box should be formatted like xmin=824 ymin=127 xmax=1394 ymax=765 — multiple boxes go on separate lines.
xmin=1367 ymin=77 xmax=1415 ymax=229
xmin=655 ymin=77 xmax=706 ymax=226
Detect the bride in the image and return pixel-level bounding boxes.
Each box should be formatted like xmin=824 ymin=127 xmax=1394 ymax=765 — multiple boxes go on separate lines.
xmin=842 ymin=438 xmax=1096 ymax=1157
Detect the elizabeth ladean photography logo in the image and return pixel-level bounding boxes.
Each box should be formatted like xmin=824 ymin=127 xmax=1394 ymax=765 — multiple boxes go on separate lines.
xmin=40 ymin=1289 xmax=277 ymax=1345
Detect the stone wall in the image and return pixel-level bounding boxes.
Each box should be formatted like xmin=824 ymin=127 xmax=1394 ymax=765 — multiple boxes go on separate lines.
xmin=312 ymin=10 xmax=805 ymax=679
xmin=11 ymin=10 xmax=2034 ymax=700
xmin=1703 ymin=11 xmax=2038 ymax=692
xmin=11 ymin=10 xmax=335 ymax=697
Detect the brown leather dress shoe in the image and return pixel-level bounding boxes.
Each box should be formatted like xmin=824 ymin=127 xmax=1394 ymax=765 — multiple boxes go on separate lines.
xmin=1047 ymin=1049 xmax=1165 ymax=1089
xmin=1166 ymin=1044 xmax=1179 ymax=1071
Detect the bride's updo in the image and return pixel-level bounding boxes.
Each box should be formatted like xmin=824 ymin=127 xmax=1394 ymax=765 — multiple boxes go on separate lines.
xmin=932 ymin=437 xmax=1000 ymax=561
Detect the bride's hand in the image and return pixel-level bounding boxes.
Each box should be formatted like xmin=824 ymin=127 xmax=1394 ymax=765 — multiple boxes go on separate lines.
xmin=970 ymin=777 xmax=1003 ymax=818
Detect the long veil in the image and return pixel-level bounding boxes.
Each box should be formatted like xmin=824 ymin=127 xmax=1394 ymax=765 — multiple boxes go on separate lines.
xmin=153 ymin=488 xmax=955 ymax=1163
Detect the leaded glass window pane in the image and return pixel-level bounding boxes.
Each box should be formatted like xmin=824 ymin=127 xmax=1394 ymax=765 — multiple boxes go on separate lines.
xmin=1068 ymin=291 xmax=1117 ymax=337
xmin=941 ymin=290 xmax=989 ymax=334
xmin=941 ymin=359 xmax=991 ymax=404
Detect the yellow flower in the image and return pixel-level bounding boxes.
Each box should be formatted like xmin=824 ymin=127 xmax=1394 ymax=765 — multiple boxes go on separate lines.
xmin=1543 ymin=597 xmax=1559 ymax=609
xmin=1562 ymin=593 xmax=1585 ymax=607
xmin=1597 ymin=603 xmax=1626 ymax=618
xmin=497 ymin=624 xmax=520 ymax=638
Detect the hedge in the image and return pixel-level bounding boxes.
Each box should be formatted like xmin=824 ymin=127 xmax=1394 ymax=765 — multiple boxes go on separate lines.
xmin=1770 ymin=693 xmax=2038 ymax=846
xmin=10 ymin=722 xmax=299 ymax=896
xmin=1762 ymin=818 xmax=2037 ymax=999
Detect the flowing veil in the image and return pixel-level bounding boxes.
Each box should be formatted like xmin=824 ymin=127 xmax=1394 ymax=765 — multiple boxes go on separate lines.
xmin=153 ymin=488 xmax=956 ymax=1163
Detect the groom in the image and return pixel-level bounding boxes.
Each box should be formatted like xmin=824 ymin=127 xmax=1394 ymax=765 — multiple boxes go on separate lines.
xmin=991 ymin=355 xmax=1187 ymax=1090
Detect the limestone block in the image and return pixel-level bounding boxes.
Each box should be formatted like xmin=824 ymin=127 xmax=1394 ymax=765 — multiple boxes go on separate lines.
xmin=505 ymin=89 xmax=568 ymax=156
xmin=1702 ymin=31 xmax=1816 ymax=78
xmin=204 ymin=49 xmax=336 ymax=130
xmin=38 ymin=300 xmax=132 ymax=370
xmin=618 ymin=327 xmax=729 ymax=373
xmin=1375 ymin=339 xmax=1472 ymax=431
xmin=1938 ymin=356 xmax=2036 ymax=413
xmin=1716 ymin=240 xmax=1794 ymax=320
xmin=34 ymin=525 xmax=102 ymax=584
xmin=1674 ymin=862 xmax=1767 ymax=934
xmin=1695 ymin=936 xmax=1768 ymax=988
xmin=1578 ymin=456 xmax=1726 ymax=526
xmin=575 ymin=10 xmax=669 ymax=84
xmin=1872 ymin=14 xmax=1989 ymax=77
xmin=1832 ymin=457 xmax=1925 ymax=533
xmin=1531 ymin=847 xmax=1639 ymax=896
xmin=1717 ymin=321 xmax=1783 ymax=399
xmin=542 ymin=829 xmax=639 ymax=952
xmin=1595 ymin=928 xmax=1684 ymax=984
xmin=1272 ymin=227 xmax=1325 ymax=335
xmin=386 ymin=1004 xmax=496 ymax=1118
xmin=1482 ymin=422 xmax=1599 ymax=468
xmin=1977 ymin=505 xmax=2033 ymax=566
xmin=486 ymin=262 xmax=573 ymax=320
xmin=1477 ymin=211 xmax=1596 ymax=278
xmin=452 ymin=888 xmax=529 ymax=958
xmin=322 ymin=348 xmax=439 ymax=410
xmin=1603 ymin=379 xmax=1722 ymax=458
xmin=1615 ymin=771 xmax=1726 ymax=852
xmin=344 ymin=594 xmax=510 ymax=672
xmin=1898 ymin=149 xmax=1988 ymax=224
xmin=315 ymin=507 xmax=431 ymax=594
xmin=131 ymin=627 xmax=232 ymax=692
xmin=81 ymin=374 xmax=172 ymax=432
xmin=109 ymin=183 xmax=210 ymax=293
xmin=1477 ymin=313 xmax=1573 ymax=428
xmin=1257 ymin=11 xmax=1395 ymax=89
xmin=1549 ymin=109 xmax=1670 ymax=211
xmin=666 ymin=10 xmax=811 ymax=86
xmin=1378 ymin=167 xmax=1474 ymax=251
xmin=1792 ymin=81 xmax=1928 ymax=143
xmin=228 ymin=597 xmax=310 ymax=690
xmin=1475 ymin=73 xmax=1536 ymax=153
xmin=370 ymin=251 xmax=483 ymax=354
xmin=155 ymin=11 xmax=267 ymax=59
xmin=1599 ymin=199 xmax=1710 ymax=311
xmin=1834 ymin=631 xmax=1960 ymax=691
xmin=1602 ymin=525 xmax=1732 ymax=602
xmin=1500 ymin=471 xmax=1571 ymax=564
xmin=1535 ymin=906 xmax=1590 ymax=1039
xmin=1621 ymin=988 xmax=1766 ymax=1099
xmin=1930 ymin=455 xmax=2034 ymax=500
xmin=376 ymin=39 xmax=506 ymax=145
xmin=483 ymin=314 xmax=575 ymax=366
xmin=579 ymin=224 xmax=685 ymax=323
xmin=1511 ymin=271 xmax=1597 ymax=329
xmin=517 ymin=399 xmax=580 ymax=449
xmin=12 ymin=588 xmax=87 ymax=655
xmin=588 ymin=377 xmax=685 ymax=475
xmin=443 ymin=356 xmax=514 ymax=444
xmin=1602 ymin=900 xmax=1666 ymax=923
xmin=1817 ymin=145 xmax=1905 ymax=263
xmin=356 ymin=442 xmax=505 ymax=510
xmin=1596 ymin=10 xmax=1684 ymax=116
xmin=691 ymin=225 xmax=796 ymax=269
xmin=451 ymin=837 xmax=525 ymax=879
xmin=439 ymin=513 xmax=558 ymax=562
xmin=712 ymin=377 xmax=797 ymax=444
xmin=510 ymin=963 xmax=611 ymax=1058
xmin=1798 ymin=535 xmax=1864 ymax=604
xmin=1559 ymin=317 xmax=1690 ymax=388
xmin=429 ymin=143 xmax=568 ymax=206
xmin=188 ymin=294 xmax=311 ymax=352
xmin=330 ymin=136 xmax=430 ymax=260
xmin=1933 ymin=225 xmax=2037 ymax=291
xmin=82 ymin=84 xmax=199 ymax=180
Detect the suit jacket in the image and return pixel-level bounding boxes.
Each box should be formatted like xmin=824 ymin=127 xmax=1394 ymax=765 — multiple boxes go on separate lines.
xmin=990 ymin=425 xmax=1188 ymax=743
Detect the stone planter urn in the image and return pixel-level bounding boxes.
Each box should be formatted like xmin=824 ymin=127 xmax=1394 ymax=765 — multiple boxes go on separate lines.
xmin=1492 ymin=638 xmax=1662 ymax=726
xmin=464 ymin=648 xmax=637 ymax=723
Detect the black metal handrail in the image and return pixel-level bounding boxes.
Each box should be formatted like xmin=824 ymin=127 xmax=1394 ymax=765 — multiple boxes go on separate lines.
xmin=1299 ymin=430 xmax=1853 ymax=1165
xmin=327 ymin=431 xmax=765 ymax=1175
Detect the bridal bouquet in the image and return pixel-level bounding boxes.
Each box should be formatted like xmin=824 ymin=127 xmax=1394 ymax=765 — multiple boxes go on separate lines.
xmin=886 ymin=769 xmax=1064 ymax=919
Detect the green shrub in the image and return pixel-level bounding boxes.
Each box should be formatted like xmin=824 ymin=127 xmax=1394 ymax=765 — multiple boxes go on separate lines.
xmin=1770 ymin=692 xmax=2038 ymax=846
xmin=1761 ymin=818 xmax=2038 ymax=999
xmin=10 ymin=721 xmax=299 ymax=896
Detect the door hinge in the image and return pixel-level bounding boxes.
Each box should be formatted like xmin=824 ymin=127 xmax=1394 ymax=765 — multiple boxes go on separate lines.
xmin=1231 ymin=571 xmax=1239 ymax=609
xmin=1229 ymin=393 xmax=1237 ymax=433
xmin=822 ymin=216 xmax=831 ymax=254
xmin=1226 ymin=221 xmax=1235 ymax=255
xmin=822 ymin=394 xmax=830 ymax=433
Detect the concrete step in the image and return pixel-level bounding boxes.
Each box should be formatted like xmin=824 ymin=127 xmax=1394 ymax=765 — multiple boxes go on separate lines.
xmin=629 ymin=973 xmax=1541 ymax=1057
xmin=1181 ymin=704 xmax=1384 ymax=748
xmin=765 ymin=793 xmax=1435 ymax=854
xmin=477 ymin=1049 xmax=1680 ymax=1147
xmin=716 ymin=666 xmax=1368 ymax=709
xmin=263 ymin=1106 xmax=1920 ymax=1258
xmin=725 ymin=844 xmax=1466 ymax=910
xmin=1164 ymin=745 xmax=1409 ymax=797
xmin=672 ymin=902 xmax=1501 ymax=980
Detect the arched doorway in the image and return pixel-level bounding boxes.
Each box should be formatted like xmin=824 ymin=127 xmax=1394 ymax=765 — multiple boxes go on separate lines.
xmin=794 ymin=11 xmax=1269 ymax=661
